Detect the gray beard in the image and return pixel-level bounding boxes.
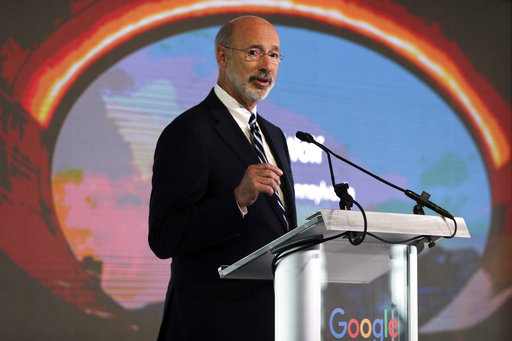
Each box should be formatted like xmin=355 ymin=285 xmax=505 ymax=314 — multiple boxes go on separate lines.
xmin=225 ymin=66 xmax=273 ymax=104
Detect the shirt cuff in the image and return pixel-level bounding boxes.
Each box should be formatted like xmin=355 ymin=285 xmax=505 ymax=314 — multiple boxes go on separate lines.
xmin=237 ymin=202 xmax=248 ymax=217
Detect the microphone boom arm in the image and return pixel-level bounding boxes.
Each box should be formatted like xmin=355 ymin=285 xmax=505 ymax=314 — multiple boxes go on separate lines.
xmin=296 ymin=131 xmax=454 ymax=219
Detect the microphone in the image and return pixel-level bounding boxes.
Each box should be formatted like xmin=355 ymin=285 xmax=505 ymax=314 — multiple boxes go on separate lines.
xmin=295 ymin=131 xmax=454 ymax=219
xmin=296 ymin=131 xmax=314 ymax=143
xmin=404 ymin=190 xmax=453 ymax=219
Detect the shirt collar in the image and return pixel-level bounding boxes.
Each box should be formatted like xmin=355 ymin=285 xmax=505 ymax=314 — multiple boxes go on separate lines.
xmin=214 ymin=83 xmax=257 ymax=123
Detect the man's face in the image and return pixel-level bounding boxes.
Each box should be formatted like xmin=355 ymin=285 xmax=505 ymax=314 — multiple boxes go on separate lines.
xmin=224 ymin=55 xmax=275 ymax=104
xmin=218 ymin=17 xmax=280 ymax=111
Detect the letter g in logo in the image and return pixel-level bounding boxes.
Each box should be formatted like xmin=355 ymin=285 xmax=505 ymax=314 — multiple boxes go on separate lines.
xmin=329 ymin=308 xmax=347 ymax=339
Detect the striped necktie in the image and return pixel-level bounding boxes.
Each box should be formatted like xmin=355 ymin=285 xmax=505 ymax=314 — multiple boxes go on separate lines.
xmin=249 ymin=113 xmax=288 ymax=226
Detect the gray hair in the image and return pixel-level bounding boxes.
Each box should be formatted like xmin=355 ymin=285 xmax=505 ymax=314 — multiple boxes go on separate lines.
xmin=215 ymin=21 xmax=234 ymax=49
xmin=215 ymin=21 xmax=236 ymax=60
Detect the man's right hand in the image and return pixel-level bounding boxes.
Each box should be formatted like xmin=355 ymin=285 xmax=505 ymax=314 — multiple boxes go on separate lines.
xmin=234 ymin=163 xmax=283 ymax=210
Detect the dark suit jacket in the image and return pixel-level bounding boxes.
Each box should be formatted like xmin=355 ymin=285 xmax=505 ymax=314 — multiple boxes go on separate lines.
xmin=149 ymin=89 xmax=297 ymax=341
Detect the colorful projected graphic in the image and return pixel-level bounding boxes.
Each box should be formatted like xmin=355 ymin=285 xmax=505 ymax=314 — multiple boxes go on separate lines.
xmin=1 ymin=1 xmax=510 ymax=340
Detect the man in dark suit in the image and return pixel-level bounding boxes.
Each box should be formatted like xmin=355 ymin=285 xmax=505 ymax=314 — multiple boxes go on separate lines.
xmin=148 ymin=16 xmax=297 ymax=340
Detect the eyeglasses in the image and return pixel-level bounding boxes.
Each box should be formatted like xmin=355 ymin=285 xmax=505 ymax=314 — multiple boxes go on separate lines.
xmin=223 ymin=46 xmax=284 ymax=63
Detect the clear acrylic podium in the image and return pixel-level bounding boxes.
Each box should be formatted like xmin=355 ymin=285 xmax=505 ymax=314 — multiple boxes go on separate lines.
xmin=218 ymin=209 xmax=469 ymax=341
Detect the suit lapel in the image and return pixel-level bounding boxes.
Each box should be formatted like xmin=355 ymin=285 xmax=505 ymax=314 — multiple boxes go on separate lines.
xmin=206 ymin=91 xmax=259 ymax=167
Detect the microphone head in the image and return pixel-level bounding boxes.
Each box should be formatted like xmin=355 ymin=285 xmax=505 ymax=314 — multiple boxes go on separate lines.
xmin=296 ymin=131 xmax=314 ymax=143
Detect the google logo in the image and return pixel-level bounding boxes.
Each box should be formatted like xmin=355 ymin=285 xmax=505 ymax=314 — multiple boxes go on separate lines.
xmin=329 ymin=307 xmax=399 ymax=340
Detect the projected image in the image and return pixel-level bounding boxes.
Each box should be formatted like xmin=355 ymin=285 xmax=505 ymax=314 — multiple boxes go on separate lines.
xmin=51 ymin=24 xmax=490 ymax=323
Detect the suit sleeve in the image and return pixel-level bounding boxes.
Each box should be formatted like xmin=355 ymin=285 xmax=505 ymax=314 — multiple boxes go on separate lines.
xmin=148 ymin=118 xmax=246 ymax=259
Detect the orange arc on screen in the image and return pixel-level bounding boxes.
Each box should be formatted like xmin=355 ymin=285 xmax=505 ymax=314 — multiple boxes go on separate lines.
xmin=17 ymin=0 xmax=510 ymax=168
